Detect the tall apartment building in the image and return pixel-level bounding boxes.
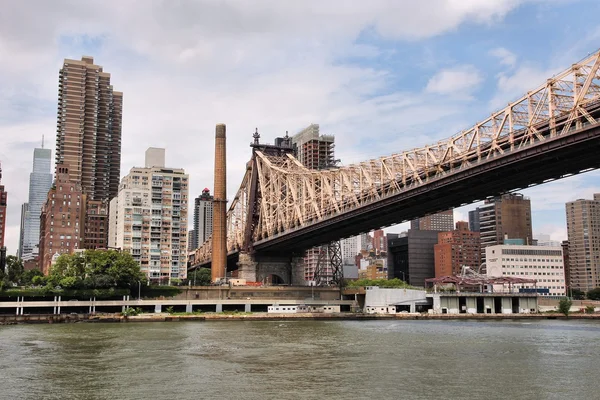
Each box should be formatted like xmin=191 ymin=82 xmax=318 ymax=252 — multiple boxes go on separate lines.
xmin=486 ymin=245 xmax=566 ymax=296
xmin=19 ymin=147 xmax=53 ymax=260
xmin=434 ymin=221 xmax=481 ymax=277
xmin=340 ymin=236 xmax=360 ymax=265
xmin=479 ymin=193 xmax=532 ymax=262
xmin=291 ymin=123 xmax=337 ymax=281
xmin=566 ymin=194 xmax=600 ymax=291
xmin=39 ymin=165 xmax=85 ymax=274
xmin=0 ymin=163 xmax=7 ymax=249
xmin=55 ymin=56 xmax=122 ymax=251
xmin=411 ymin=210 xmax=454 ymax=232
xmin=109 ymin=149 xmax=189 ymax=281
xmin=192 ymin=188 xmax=213 ymax=249
xmin=56 ymin=56 xmax=122 ymax=201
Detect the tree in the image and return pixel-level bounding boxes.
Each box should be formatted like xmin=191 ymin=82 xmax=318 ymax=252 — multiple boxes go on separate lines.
xmin=571 ymin=288 xmax=585 ymax=300
xmin=189 ymin=268 xmax=212 ymax=286
xmin=21 ymin=269 xmax=44 ymax=286
xmin=5 ymin=256 xmax=24 ymax=284
xmin=47 ymin=249 xmax=145 ymax=289
xmin=558 ymin=298 xmax=573 ymax=316
xmin=586 ymin=287 xmax=600 ymax=301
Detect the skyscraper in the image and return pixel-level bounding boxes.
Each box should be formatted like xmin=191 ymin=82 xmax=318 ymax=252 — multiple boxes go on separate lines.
xmin=54 ymin=56 xmax=122 ymax=251
xmin=479 ymin=193 xmax=532 ymax=263
xmin=468 ymin=208 xmax=480 ymax=232
xmin=291 ymin=124 xmax=337 ymax=282
xmin=566 ymin=194 xmax=600 ymax=291
xmin=19 ymin=147 xmax=53 ymax=260
xmin=411 ymin=210 xmax=454 ymax=232
xmin=192 ymin=188 xmax=213 ymax=249
xmin=108 ymin=149 xmax=189 ymax=281
xmin=56 ymin=56 xmax=122 ymax=202
xmin=0 ymin=162 xmax=7 ymax=249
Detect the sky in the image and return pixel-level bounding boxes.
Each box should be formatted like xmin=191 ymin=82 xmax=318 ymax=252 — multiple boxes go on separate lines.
xmin=2 ymin=0 xmax=600 ymax=255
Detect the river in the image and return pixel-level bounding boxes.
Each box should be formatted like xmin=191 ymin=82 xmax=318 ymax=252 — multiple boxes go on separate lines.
xmin=0 ymin=319 xmax=598 ymax=399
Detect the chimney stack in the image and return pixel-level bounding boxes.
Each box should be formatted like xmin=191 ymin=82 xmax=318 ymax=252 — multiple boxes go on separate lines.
xmin=212 ymin=124 xmax=227 ymax=282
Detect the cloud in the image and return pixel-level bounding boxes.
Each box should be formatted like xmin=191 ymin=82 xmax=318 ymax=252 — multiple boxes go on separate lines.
xmin=489 ymin=47 xmax=517 ymax=67
xmin=425 ymin=65 xmax=484 ymax=96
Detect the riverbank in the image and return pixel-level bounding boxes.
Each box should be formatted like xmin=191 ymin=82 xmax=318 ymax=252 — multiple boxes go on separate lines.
xmin=2 ymin=312 xmax=600 ymax=324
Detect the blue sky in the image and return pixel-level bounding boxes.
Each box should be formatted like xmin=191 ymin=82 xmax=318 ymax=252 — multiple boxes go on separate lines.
xmin=2 ymin=0 xmax=600 ymax=254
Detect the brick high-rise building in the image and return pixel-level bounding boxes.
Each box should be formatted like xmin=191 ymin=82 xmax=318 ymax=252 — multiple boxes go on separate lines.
xmin=0 ymin=162 xmax=7 ymax=249
xmin=108 ymin=149 xmax=189 ymax=281
xmin=566 ymin=194 xmax=600 ymax=291
xmin=479 ymin=193 xmax=532 ymax=263
xmin=434 ymin=221 xmax=481 ymax=277
xmin=56 ymin=56 xmax=123 ymax=202
xmin=372 ymin=229 xmax=387 ymax=254
xmin=39 ymin=164 xmax=85 ymax=274
xmin=411 ymin=210 xmax=454 ymax=232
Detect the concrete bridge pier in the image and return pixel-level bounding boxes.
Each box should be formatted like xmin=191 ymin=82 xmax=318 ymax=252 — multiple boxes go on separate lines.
xmin=237 ymin=252 xmax=306 ymax=286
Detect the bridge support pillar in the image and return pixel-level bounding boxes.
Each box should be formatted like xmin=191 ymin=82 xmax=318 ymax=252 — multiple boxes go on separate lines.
xmin=216 ymin=304 xmax=223 ymax=313
xmin=291 ymin=257 xmax=307 ymax=286
xmin=237 ymin=252 xmax=258 ymax=282
xmin=155 ymin=304 xmax=162 ymax=313
xmin=186 ymin=304 xmax=193 ymax=313
xmin=245 ymin=304 xmax=252 ymax=313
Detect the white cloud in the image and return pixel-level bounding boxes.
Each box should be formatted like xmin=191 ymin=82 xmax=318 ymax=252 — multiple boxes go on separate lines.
xmin=425 ymin=65 xmax=484 ymax=95
xmin=489 ymin=47 xmax=517 ymax=67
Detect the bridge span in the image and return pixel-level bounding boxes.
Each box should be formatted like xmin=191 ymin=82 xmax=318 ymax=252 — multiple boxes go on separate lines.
xmin=191 ymin=49 xmax=600 ymax=283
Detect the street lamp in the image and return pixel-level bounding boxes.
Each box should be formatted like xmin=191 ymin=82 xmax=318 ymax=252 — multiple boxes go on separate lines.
xmin=138 ymin=280 xmax=141 ymax=300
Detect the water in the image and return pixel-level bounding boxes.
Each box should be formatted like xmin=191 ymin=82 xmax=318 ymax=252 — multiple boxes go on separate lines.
xmin=1 ymin=319 xmax=599 ymax=400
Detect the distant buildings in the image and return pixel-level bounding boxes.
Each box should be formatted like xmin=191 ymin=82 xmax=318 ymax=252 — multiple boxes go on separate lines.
xmin=434 ymin=221 xmax=481 ymax=277
xmin=19 ymin=147 xmax=53 ymax=260
xmin=486 ymin=244 xmax=566 ymax=296
xmin=565 ymin=194 xmax=600 ymax=291
xmin=479 ymin=193 xmax=533 ymax=262
xmin=340 ymin=236 xmax=360 ymax=266
xmin=411 ymin=210 xmax=454 ymax=232
xmin=192 ymin=188 xmax=213 ymax=249
xmin=39 ymin=164 xmax=85 ymax=274
xmin=0 ymin=163 xmax=7 ymax=249
xmin=108 ymin=149 xmax=189 ymax=282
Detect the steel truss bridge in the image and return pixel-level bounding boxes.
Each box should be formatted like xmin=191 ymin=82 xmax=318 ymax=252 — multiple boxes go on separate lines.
xmin=192 ymin=49 xmax=600 ymax=269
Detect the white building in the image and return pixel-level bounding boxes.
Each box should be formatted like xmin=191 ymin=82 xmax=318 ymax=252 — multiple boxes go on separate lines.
xmin=340 ymin=235 xmax=360 ymax=265
xmin=109 ymin=148 xmax=189 ymax=281
xmin=485 ymin=245 xmax=566 ymax=296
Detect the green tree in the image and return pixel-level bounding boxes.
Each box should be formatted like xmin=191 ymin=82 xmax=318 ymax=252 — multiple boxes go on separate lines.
xmin=47 ymin=249 xmax=144 ymax=289
xmin=5 ymin=256 xmax=24 ymax=284
xmin=31 ymin=275 xmax=47 ymax=286
xmin=189 ymin=268 xmax=212 ymax=286
xmin=21 ymin=269 xmax=44 ymax=286
xmin=558 ymin=298 xmax=573 ymax=316
xmin=586 ymin=287 xmax=600 ymax=301
xmin=571 ymin=288 xmax=585 ymax=300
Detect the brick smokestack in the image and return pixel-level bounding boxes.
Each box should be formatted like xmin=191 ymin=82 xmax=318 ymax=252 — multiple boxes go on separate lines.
xmin=212 ymin=124 xmax=227 ymax=282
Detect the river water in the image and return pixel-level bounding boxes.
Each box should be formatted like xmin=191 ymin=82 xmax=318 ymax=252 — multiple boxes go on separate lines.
xmin=1 ymin=319 xmax=598 ymax=399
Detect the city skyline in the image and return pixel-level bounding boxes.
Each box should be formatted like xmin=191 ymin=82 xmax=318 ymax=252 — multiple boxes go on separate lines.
xmin=4 ymin=1 xmax=600 ymax=254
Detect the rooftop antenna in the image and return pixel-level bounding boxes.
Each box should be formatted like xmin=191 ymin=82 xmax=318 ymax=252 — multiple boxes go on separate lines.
xmin=253 ymin=128 xmax=260 ymax=145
